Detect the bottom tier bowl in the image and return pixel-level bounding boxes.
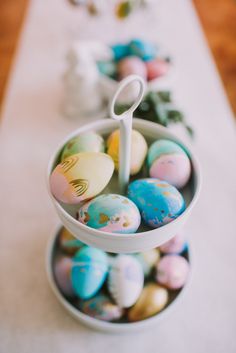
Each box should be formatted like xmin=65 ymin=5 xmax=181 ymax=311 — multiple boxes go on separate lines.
xmin=46 ymin=226 xmax=192 ymax=333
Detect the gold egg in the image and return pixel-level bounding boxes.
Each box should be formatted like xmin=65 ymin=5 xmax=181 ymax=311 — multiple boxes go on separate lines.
xmin=128 ymin=283 xmax=168 ymax=322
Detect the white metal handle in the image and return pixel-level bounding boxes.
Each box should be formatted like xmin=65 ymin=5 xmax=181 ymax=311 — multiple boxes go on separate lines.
xmin=109 ymin=75 xmax=146 ymax=194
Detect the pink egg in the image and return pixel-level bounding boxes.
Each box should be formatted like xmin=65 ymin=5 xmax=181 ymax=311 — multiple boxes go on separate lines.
xmin=156 ymin=255 xmax=189 ymax=290
xmin=159 ymin=233 xmax=186 ymax=254
xmin=118 ymin=56 xmax=147 ymax=80
xmin=54 ymin=256 xmax=75 ymax=297
xmin=149 ymin=153 xmax=191 ymax=189
xmin=146 ymin=59 xmax=169 ymax=81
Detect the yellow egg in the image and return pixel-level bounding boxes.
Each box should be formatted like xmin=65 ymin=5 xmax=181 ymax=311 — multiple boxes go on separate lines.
xmin=128 ymin=283 xmax=168 ymax=322
xmin=50 ymin=152 xmax=114 ymax=204
xmin=107 ymin=129 xmax=147 ymax=175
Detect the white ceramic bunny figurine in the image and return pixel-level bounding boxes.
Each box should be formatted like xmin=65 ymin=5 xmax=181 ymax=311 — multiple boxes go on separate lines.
xmin=63 ymin=40 xmax=112 ymax=118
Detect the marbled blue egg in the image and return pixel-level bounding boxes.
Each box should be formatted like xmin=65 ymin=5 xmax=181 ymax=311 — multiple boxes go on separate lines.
xmin=71 ymin=247 xmax=108 ymax=299
xmin=111 ymin=43 xmax=130 ymax=61
xmin=78 ymin=194 xmax=141 ymax=234
xmin=128 ymin=39 xmax=157 ymax=61
xmin=127 ymin=178 xmax=185 ymax=228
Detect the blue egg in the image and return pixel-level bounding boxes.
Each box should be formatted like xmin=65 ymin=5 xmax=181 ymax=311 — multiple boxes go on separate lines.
xmin=127 ymin=178 xmax=185 ymax=228
xmin=71 ymin=247 xmax=108 ymax=299
xmin=129 ymin=39 xmax=157 ymax=61
xmin=111 ymin=43 xmax=130 ymax=61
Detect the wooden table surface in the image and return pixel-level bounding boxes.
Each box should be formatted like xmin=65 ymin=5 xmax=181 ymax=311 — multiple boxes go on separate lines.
xmin=0 ymin=0 xmax=236 ymax=115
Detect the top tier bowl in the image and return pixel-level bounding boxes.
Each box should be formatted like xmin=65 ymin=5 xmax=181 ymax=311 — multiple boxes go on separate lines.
xmin=47 ymin=118 xmax=201 ymax=253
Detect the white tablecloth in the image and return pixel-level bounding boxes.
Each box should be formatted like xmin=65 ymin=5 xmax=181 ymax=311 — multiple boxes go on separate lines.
xmin=1 ymin=0 xmax=236 ymax=352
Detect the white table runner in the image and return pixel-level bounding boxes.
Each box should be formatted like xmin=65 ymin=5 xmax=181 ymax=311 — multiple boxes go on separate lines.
xmin=1 ymin=0 xmax=236 ymax=352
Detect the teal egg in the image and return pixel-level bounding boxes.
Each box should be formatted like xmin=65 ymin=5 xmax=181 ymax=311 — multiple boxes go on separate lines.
xmin=61 ymin=132 xmax=105 ymax=161
xmin=129 ymin=39 xmax=157 ymax=61
xmin=147 ymin=139 xmax=187 ymax=167
xmin=71 ymin=247 xmax=108 ymax=299
xmin=111 ymin=43 xmax=130 ymax=61
xmin=127 ymin=178 xmax=185 ymax=228
xmin=78 ymin=194 xmax=141 ymax=234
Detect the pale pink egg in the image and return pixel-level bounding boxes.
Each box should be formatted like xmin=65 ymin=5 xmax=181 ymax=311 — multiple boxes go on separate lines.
xmin=159 ymin=233 xmax=186 ymax=254
xmin=156 ymin=255 xmax=189 ymax=290
xmin=118 ymin=56 xmax=147 ymax=80
xmin=149 ymin=153 xmax=191 ymax=189
xmin=54 ymin=256 xmax=75 ymax=297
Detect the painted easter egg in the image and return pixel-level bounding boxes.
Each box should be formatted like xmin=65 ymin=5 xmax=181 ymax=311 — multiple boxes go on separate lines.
xmin=135 ymin=249 xmax=160 ymax=276
xmin=128 ymin=283 xmax=168 ymax=322
xmin=147 ymin=139 xmax=191 ymax=189
xmin=78 ymin=295 xmax=124 ymax=322
xmin=159 ymin=233 xmax=187 ymax=254
xmin=146 ymin=59 xmax=169 ymax=81
xmin=107 ymin=129 xmax=148 ymax=175
xmin=50 ymin=152 xmax=114 ymax=204
xmin=54 ymin=256 xmax=75 ymax=298
xmin=71 ymin=246 xmax=108 ymax=299
xmin=128 ymin=178 xmax=185 ymax=228
xmin=128 ymin=39 xmax=157 ymax=61
xmin=156 ymin=255 xmax=189 ymax=290
xmin=108 ymin=254 xmax=144 ymax=308
xmin=59 ymin=227 xmax=84 ymax=255
xmin=77 ymin=194 xmax=141 ymax=234
xmin=61 ymin=132 xmax=105 ymax=161
xmin=118 ymin=56 xmax=147 ymax=80
xmin=111 ymin=43 xmax=130 ymax=62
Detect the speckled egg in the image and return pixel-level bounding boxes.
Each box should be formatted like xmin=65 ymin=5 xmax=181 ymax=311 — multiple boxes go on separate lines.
xmin=128 ymin=178 xmax=185 ymax=228
xmin=54 ymin=256 xmax=75 ymax=298
xmin=146 ymin=59 xmax=169 ymax=81
xmin=59 ymin=227 xmax=84 ymax=255
xmin=78 ymin=295 xmax=124 ymax=322
xmin=107 ymin=129 xmax=148 ymax=175
xmin=61 ymin=132 xmax=105 ymax=161
xmin=128 ymin=283 xmax=168 ymax=322
xmin=135 ymin=249 xmax=160 ymax=276
xmin=50 ymin=152 xmax=114 ymax=204
xmin=147 ymin=139 xmax=191 ymax=189
xmin=111 ymin=43 xmax=130 ymax=61
xmin=117 ymin=56 xmax=147 ymax=80
xmin=108 ymin=254 xmax=144 ymax=308
xmin=128 ymin=39 xmax=157 ymax=61
xmin=71 ymin=247 xmax=108 ymax=299
xmin=77 ymin=194 xmax=141 ymax=234
xmin=159 ymin=233 xmax=187 ymax=254
xmin=156 ymin=255 xmax=189 ymax=290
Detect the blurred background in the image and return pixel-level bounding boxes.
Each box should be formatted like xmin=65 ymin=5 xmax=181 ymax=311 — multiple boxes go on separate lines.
xmin=1 ymin=0 xmax=236 ymax=116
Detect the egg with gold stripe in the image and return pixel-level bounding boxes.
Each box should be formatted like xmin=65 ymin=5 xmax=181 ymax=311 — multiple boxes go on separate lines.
xmin=50 ymin=152 xmax=114 ymax=204
xmin=127 ymin=178 xmax=185 ymax=228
